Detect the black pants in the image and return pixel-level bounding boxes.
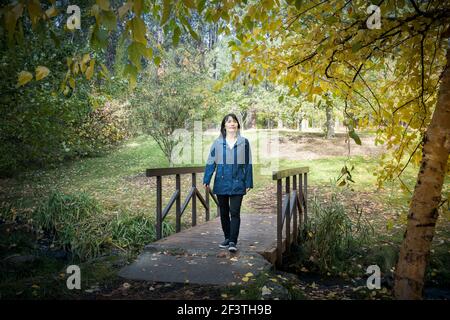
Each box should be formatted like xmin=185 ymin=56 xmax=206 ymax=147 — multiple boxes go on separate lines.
xmin=217 ymin=194 xmax=244 ymax=244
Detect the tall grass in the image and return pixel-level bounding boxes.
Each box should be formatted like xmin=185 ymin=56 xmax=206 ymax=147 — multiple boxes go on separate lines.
xmin=33 ymin=191 xmax=175 ymax=261
xmin=110 ymin=210 xmax=174 ymax=250
xmin=303 ymin=191 xmax=375 ymax=274
xmin=33 ymin=191 xmax=109 ymax=260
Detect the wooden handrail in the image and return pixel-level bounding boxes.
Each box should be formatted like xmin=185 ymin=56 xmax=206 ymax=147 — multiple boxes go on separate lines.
xmin=272 ymin=167 xmax=309 ymax=180
xmin=273 ymin=166 xmax=309 ymax=267
xmin=148 ymin=166 xmax=219 ymax=240
xmin=147 ymin=166 xmax=205 ymax=177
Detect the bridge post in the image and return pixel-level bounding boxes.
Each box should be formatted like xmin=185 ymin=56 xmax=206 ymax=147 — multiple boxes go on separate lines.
xmin=304 ymin=172 xmax=308 ymax=228
xmin=156 ymin=175 xmax=162 ymax=240
xmin=192 ymin=173 xmax=197 ymax=226
xmin=176 ymin=174 xmax=181 ymax=233
xmin=276 ymin=179 xmax=283 ymax=267
xmin=299 ymin=174 xmax=304 ymax=232
xmin=285 ymin=176 xmax=291 ymax=254
xmin=205 ymin=184 xmax=210 ymax=222
xmin=292 ymin=175 xmax=298 ymax=244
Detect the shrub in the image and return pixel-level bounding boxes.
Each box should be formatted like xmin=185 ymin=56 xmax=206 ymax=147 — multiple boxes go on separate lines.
xmin=303 ymin=192 xmax=374 ymax=274
xmin=68 ymin=100 xmax=130 ymax=157
xmin=33 ymin=191 xmax=109 ymax=261
xmin=109 ymin=210 xmax=174 ymax=251
xmin=33 ymin=191 xmax=176 ymax=260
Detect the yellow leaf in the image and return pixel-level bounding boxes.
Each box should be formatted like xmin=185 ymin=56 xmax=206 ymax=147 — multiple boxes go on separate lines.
xmin=5 ymin=3 xmax=24 ymax=42
xmin=161 ymin=0 xmax=171 ymax=26
xmin=72 ymin=62 xmax=79 ymax=75
xmin=91 ymin=4 xmax=100 ymax=20
xmin=118 ymin=1 xmax=132 ymax=19
xmin=245 ymin=272 xmax=254 ymax=277
xmin=100 ymin=63 xmax=109 ymax=76
xmin=131 ymin=17 xmax=147 ymax=44
xmin=96 ymin=0 xmax=110 ymax=11
xmin=69 ymin=78 xmax=75 ymax=89
xmin=133 ymin=0 xmax=143 ymax=15
xmin=27 ymin=0 xmax=43 ymax=27
xmin=221 ymin=293 xmax=228 ymax=298
xmin=242 ymin=277 xmax=249 ymax=282
xmin=82 ymin=53 xmax=90 ymax=65
xmin=17 ymin=71 xmax=33 ymax=87
xmin=85 ymin=59 xmax=95 ymax=80
xmin=182 ymin=0 xmax=196 ymax=9
xmin=63 ymin=86 xmax=70 ymax=95
xmin=80 ymin=54 xmax=90 ymax=73
xmin=213 ymin=80 xmax=225 ymax=91
xmin=35 ymin=66 xmax=50 ymax=80
xmin=312 ymin=86 xmax=323 ymax=95
xmin=44 ymin=6 xmax=57 ymax=19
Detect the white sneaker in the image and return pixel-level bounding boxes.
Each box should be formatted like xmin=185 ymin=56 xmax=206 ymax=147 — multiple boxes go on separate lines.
xmin=228 ymin=242 xmax=237 ymax=252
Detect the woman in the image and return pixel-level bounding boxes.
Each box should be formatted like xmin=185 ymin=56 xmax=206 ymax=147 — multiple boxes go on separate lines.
xmin=203 ymin=113 xmax=253 ymax=253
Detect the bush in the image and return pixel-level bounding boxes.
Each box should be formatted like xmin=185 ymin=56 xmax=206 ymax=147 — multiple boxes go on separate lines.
xmin=33 ymin=191 xmax=109 ymax=261
xmin=0 ymin=30 xmax=131 ymax=177
xmin=33 ymin=191 xmax=175 ymax=260
xmin=68 ymin=100 xmax=130 ymax=157
xmin=303 ymin=192 xmax=374 ymax=274
xmin=109 ymin=211 xmax=174 ymax=251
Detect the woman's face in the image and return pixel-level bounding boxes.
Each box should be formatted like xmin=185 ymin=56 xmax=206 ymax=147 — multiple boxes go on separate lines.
xmin=224 ymin=117 xmax=238 ymax=135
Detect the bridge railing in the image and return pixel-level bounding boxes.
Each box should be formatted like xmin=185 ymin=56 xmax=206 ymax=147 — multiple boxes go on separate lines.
xmin=272 ymin=167 xmax=309 ymax=266
xmin=146 ymin=166 xmax=219 ymax=240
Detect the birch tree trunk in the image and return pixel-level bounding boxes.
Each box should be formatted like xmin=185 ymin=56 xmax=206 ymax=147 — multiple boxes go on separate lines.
xmin=394 ymin=49 xmax=450 ymax=299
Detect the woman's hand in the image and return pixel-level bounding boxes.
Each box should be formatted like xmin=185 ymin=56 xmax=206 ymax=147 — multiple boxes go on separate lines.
xmin=203 ymin=184 xmax=209 ymax=189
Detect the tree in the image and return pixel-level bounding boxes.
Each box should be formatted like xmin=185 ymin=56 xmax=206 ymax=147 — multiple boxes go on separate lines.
xmin=2 ymin=0 xmax=449 ymax=299
xmin=220 ymin=0 xmax=449 ymax=299
xmin=131 ymin=59 xmax=214 ymax=164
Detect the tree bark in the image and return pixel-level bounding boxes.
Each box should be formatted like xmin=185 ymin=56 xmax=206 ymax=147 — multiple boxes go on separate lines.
xmin=209 ymin=23 xmax=218 ymax=79
xmin=278 ymin=119 xmax=283 ymax=129
xmin=394 ymin=49 xmax=450 ymax=299
xmin=246 ymin=107 xmax=257 ymax=129
xmin=325 ymin=105 xmax=335 ymax=139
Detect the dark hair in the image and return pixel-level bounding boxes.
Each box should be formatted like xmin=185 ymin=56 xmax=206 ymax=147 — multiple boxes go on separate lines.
xmin=220 ymin=113 xmax=241 ymax=138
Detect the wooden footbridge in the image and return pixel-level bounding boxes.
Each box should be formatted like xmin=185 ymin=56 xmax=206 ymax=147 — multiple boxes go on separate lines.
xmin=119 ymin=166 xmax=309 ymax=285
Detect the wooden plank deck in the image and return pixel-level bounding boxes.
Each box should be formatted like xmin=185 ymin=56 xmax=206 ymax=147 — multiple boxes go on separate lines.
xmin=119 ymin=214 xmax=292 ymax=285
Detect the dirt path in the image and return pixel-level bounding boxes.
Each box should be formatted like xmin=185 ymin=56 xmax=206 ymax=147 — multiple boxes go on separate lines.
xmin=277 ymin=132 xmax=385 ymax=160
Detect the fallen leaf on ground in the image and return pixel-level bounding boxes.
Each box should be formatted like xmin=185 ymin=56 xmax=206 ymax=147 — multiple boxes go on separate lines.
xmin=261 ymin=286 xmax=272 ymax=296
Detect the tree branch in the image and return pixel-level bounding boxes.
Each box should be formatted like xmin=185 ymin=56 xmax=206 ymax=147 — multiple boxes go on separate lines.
xmin=397 ymin=138 xmax=422 ymax=180
xmin=409 ymin=0 xmax=423 ymax=15
xmin=285 ymin=0 xmax=330 ymax=30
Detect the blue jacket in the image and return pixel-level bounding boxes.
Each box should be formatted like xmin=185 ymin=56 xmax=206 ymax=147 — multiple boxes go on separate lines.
xmin=203 ymin=134 xmax=253 ymax=195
